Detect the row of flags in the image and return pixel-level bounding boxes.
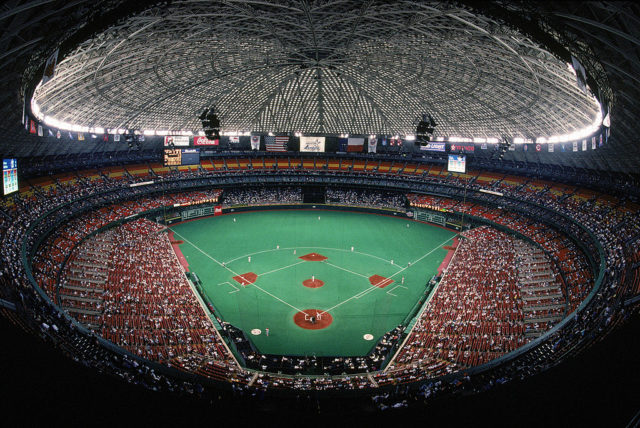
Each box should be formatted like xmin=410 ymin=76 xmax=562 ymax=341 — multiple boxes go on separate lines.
xmin=501 ymin=134 xmax=606 ymax=153
xmin=339 ymin=137 xmax=401 ymax=153
xmin=26 ymin=116 xmax=610 ymax=153
xmin=262 ymin=136 xmax=395 ymax=153
xmin=28 ymin=119 xmax=112 ymax=141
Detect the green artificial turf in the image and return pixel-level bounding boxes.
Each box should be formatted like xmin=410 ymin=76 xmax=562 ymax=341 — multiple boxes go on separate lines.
xmin=170 ymin=209 xmax=456 ymax=357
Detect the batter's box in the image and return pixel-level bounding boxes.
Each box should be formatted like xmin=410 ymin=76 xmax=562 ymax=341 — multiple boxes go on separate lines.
xmin=218 ymin=281 xmax=240 ymax=294
xmin=369 ymin=274 xmax=393 ymax=288
xmin=233 ymin=272 xmax=257 ymax=286
xmin=386 ymin=285 xmax=408 ymax=297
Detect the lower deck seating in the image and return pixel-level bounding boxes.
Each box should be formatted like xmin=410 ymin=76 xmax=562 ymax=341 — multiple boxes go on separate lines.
xmin=60 ymin=218 xmax=232 ymax=365
xmin=388 ymin=227 xmax=530 ymax=379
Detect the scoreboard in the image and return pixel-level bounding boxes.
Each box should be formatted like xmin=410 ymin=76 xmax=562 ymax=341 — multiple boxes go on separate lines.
xmin=181 ymin=148 xmax=200 ymax=165
xmin=163 ymin=148 xmax=200 ymax=166
xmin=163 ymin=149 xmax=182 ymax=166
xmin=447 ymin=154 xmax=466 ymax=173
xmin=414 ymin=209 xmax=446 ymax=226
xmin=2 ymin=158 xmax=18 ymax=195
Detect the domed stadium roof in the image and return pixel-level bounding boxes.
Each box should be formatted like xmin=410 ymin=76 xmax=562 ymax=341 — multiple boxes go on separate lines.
xmin=1 ymin=1 xmax=639 ymax=172
xmin=30 ymin=1 xmax=599 ymax=140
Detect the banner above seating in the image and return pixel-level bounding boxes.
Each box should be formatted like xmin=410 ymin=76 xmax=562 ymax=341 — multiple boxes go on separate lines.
xmin=300 ymin=136 xmax=325 ymax=152
xmin=420 ymin=142 xmax=445 ymax=152
xmin=164 ymin=135 xmax=190 ymax=146
xmin=194 ymin=136 xmax=218 ymax=146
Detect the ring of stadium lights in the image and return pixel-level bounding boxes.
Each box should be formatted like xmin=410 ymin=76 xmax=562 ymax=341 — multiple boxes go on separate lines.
xmin=32 ymin=97 xmax=603 ymax=146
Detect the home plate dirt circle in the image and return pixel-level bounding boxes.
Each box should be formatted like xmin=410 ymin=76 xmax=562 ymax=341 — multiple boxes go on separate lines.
xmin=293 ymin=309 xmax=333 ymax=330
xmin=302 ymin=278 xmax=325 ymax=288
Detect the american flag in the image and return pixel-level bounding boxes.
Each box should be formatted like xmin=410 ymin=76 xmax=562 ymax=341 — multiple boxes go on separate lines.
xmin=265 ymin=135 xmax=288 ymax=152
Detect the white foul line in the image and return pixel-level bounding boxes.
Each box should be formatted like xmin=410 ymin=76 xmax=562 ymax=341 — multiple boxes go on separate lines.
xmin=171 ymin=226 xmax=455 ymax=320
xmin=169 ymin=228 xmax=310 ymax=315
xmin=318 ymin=235 xmax=456 ymax=315
xmin=384 ymin=236 xmax=457 ymax=281
xmin=354 ymin=287 xmax=378 ymax=299
xmin=386 ymin=285 xmax=408 ymax=297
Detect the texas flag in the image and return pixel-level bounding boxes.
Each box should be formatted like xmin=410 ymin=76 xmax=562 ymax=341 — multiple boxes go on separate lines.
xmin=347 ymin=137 xmax=364 ymax=152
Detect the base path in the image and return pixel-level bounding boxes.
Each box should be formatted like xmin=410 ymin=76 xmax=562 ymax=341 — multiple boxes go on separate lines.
xmin=293 ymin=309 xmax=333 ymax=330
xmin=170 ymin=210 xmax=457 ymax=356
xmin=233 ymin=272 xmax=258 ymax=286
xmin=369 ymin=274 xmax=393 ymax=288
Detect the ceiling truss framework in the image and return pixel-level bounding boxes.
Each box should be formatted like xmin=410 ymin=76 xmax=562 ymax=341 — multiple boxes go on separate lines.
xmin=31 ymin=0 xmax=599 ymax=139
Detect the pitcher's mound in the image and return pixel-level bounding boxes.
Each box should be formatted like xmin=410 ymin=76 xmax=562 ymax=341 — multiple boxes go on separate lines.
xmin=302 ymin=278 xmax=325 ymax=288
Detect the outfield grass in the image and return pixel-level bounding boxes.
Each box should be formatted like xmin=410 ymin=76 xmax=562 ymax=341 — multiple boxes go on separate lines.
xmin=170 ymin=209 xmax=456 ymax=357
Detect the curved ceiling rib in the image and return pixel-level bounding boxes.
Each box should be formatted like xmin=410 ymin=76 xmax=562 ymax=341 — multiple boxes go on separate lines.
xmin=31 ymin=0 xmax=599 ymax=139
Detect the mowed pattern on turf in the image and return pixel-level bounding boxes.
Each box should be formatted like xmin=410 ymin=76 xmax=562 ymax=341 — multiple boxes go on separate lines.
xmin=171 ymin=210 xmax=456 ymax=356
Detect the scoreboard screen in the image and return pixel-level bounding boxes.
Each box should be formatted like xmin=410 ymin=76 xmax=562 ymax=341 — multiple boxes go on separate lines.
xmin=181 ymin=148 xmax=200 ymax=165
xmin=163 ymin=148 xmax=199 ymax=166
xmin=447 ymin=154 xmax=466 ymax=173
xmin=163 ymin=149 xmax=182 ymax=166
xmin=2 ymin=158 xmax=18 ymax=195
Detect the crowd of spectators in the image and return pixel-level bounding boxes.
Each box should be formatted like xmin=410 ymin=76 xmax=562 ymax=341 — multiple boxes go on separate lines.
xmin=325 ymin=188 xmax=405 ymax=209
xmin=29 ymin=188 xmax=221 ymax=299
xmin=236 ymin=324 xmax=405 ymax=376
xmin=0 ymin=160 xmax=638 ymax=408
xmin=58 ymin=218 xmax=232 ymax=366
xmin=222 ymin=187 xmax=302 ymax=206
xmin=408 ymin=192 xmax=593 ymax=312
xmin=386 ymin=227 xmax=526 ymax=379
xmin=0 ymin=170 xmax=229 ymax=402
xmin=221 ymin=186 xmax=405 ymax=211
xmin=0 ymin=177 xmax=224 ymax=402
